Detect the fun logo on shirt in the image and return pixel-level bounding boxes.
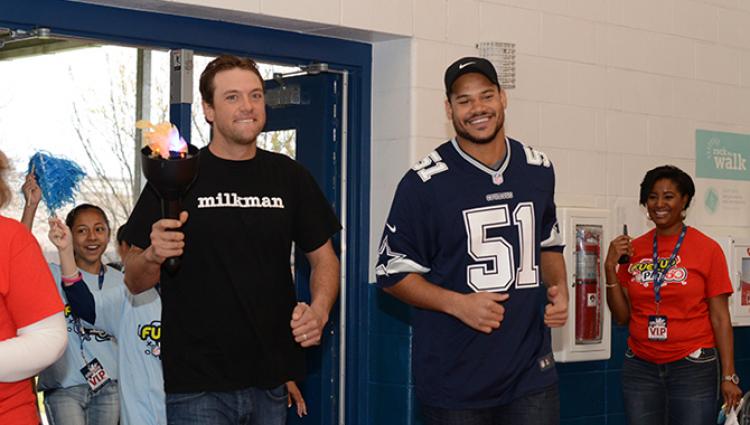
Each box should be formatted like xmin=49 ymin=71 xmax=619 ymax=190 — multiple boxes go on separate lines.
xmin=138 ymin=321 xmax=161 ymax=358
xmin=627 ymin=257 xmax=688 ymax=288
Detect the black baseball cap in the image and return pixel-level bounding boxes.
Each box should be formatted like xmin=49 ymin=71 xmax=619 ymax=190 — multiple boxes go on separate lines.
xmin=444 ymin=57 xmax=500 ymax=97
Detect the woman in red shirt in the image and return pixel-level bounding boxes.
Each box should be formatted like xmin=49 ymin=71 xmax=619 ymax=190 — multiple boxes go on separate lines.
xmin=0 ymin=149 xmax=67 ymax=424
xmin=605 ymin=165 xmax=742 ymax=425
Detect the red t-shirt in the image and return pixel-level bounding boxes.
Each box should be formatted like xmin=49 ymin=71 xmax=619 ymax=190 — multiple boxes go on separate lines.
xmin=0 ymin=216 xmax=63 ymax=424
xmin=616 ymin=226 xmax=732 ymax=364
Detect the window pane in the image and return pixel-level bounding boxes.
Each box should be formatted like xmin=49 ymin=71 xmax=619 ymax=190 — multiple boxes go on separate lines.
xmin=258 ymin=129 xmax=296 ymax=159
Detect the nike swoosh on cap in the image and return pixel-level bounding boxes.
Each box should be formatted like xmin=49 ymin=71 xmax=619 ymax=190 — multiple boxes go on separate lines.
xmin=458 ymin=61 xmax=475 ymax=69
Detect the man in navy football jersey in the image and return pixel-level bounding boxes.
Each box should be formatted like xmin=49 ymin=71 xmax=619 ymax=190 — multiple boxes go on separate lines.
xmin=375 ymin=57 xmax=568 ymax=425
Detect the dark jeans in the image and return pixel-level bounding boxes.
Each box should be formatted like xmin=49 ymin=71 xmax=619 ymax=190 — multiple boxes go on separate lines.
xmin=420 ymin=384 xmax=560 ymax=425
xmin=622 ymin=347 xmax=719 ymax=425
xmin=166 ymin=384 xmax=288 ymax=425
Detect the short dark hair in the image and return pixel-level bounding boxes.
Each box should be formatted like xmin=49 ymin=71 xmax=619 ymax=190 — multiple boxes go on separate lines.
xmin=199 ymin=55 xmax=264 ymax=110
xmin=65 ymin=204 xmax=110 ymax=231
xmin=639 ymin=165 xmax=695 ymax=209
xmin=116 ymin=224 xmax=128 ymax=245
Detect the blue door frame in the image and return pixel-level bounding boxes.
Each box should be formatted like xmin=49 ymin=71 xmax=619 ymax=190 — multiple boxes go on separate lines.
xmin=0 ymin=2 xmax=372 ymax=423
xmin=264 ymin=72 xmax=343 ymax=424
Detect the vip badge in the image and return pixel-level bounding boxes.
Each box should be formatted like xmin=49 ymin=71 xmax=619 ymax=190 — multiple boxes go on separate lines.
xmin=647 ymin=315 xmax=668 ymax=341
xmin=80 ymin=358 xmax=111 ymax=392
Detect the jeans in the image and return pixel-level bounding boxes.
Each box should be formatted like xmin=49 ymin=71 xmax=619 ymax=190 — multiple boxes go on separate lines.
xmin=43 ymin=380 xmax=119 ymax=425
xmin=622 ymin=347 xmax=719 ymax=425
xmin=420 ymin=384 xmax=560 ymax=425
xmin=166 ymin=385 xmax=288 ymax=425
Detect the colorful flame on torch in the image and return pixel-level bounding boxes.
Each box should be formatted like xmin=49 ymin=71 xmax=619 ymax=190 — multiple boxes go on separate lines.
xmin=136 ymin=120 xmax=189 ymax=159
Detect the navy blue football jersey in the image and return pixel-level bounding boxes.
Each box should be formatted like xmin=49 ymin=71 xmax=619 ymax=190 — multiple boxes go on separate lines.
xmin=375 ymin=137 xmax=564 ymax=409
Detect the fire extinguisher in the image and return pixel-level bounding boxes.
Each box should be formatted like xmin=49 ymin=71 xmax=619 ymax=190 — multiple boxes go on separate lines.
xmin=574 ymin=226 xmax=602 ymax=344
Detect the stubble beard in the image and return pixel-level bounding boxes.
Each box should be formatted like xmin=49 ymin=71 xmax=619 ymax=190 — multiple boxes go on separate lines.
xmin=214 ymin=120 xmax=262 ymax=147
xmin=453 ymin=114 xmax=504 ymax=145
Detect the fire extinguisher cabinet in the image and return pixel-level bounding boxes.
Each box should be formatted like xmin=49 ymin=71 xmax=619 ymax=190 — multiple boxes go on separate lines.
xmin=728 ymin=238 xmax=750 ymax=326
xmin=706 ymin=234 xmax=750 ymax=326
xmin=552 ymin=208 xmax=612 ymax=362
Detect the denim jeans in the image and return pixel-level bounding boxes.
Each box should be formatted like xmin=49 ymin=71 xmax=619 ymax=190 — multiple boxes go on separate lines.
xmin=622 ymin=347 xmax=719 ymax=425
xmin=420 ymin=384 xmax=560 ymax=425
xmin=166 ymin=384 xmax=288 ymax=425
xmin=43 ymin=380 xmax=119 ymax=425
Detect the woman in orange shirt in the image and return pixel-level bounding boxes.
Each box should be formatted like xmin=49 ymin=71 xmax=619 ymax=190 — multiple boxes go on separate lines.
xmin=605 ymin=165 xmax=742 ymax=425
xmin=0 ymin=149 xmax=67 ymax=424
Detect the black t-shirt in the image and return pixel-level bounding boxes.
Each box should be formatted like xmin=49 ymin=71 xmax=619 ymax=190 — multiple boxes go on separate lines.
xmin=124 ymin=147 xmax=341 ymax=393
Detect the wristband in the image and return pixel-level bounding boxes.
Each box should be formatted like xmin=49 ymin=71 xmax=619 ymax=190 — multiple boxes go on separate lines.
xmin=61 ymin=272 xmax=82 ymax=284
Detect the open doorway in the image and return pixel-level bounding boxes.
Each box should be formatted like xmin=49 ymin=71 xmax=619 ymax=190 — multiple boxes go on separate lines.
xmin=0 ymin=40 xmax=340 ymax=425
xmin=0 ymin=3 xmax=372 ymax=421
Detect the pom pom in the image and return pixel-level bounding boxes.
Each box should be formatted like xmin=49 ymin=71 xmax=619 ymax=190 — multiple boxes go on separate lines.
xmin=27 ymin=152 xmax=86 ymax=213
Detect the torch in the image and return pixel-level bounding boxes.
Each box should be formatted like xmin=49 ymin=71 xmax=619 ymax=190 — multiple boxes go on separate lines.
xmin=137 ymin=121 xmax=199 ymax=274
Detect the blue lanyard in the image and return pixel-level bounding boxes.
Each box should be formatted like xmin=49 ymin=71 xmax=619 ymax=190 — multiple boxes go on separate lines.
xmin=97 ymin=266 xmax=105 ymax=290
xmin=75 ymin=265 xmax=106 ymax=364
xmin=651 ymin=225 xmax=687 ymax=307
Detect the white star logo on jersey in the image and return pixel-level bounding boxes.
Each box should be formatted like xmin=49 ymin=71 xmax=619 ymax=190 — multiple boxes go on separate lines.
xmin=376 ymin=237 xmax=404 ymax=277
xmin=375 ymin=236 xmax=430 ymax=277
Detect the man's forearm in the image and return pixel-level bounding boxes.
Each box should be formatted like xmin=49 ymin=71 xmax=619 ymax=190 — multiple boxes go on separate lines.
xmin=123 ymin=246 xmax=161 ymax=294
xmin=307 ymin=241 xmax=341 ymax=320
xmin=541 ymin=251 xmax=567 ymax=289
xmin=309 ymin=261 xmax=339 ymax=321
xmin=384 ymin=273 xmax=510 ymax=334
xmin=383 ymin=273 xmax=461 ymax=316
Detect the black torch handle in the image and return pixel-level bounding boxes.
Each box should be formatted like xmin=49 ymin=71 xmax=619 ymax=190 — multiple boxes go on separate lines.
xmin=164 ymin=257 xmax=181 ymax=275
xmin=162 ymin=199 xmax=184 ymax=275
xmin=617 ymin=224 xmax=630 ymax=264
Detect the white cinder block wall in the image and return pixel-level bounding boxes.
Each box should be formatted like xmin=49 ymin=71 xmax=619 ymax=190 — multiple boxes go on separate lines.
xmin=370 ymin=0 xmax=750 ymax=280
xmin=89 ymin=0 xmax=750 ymax=279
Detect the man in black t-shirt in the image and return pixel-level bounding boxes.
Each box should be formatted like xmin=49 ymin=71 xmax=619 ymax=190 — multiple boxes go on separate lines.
xmin=123 ymin=55 xmax=341 ymax=425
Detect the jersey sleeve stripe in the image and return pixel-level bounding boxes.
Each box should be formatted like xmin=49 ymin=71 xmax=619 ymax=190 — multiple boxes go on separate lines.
xmin=540 ymin=221 xmax=563 ymax=248
xmin=376 ymin=258 xmax=431 ymax=277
